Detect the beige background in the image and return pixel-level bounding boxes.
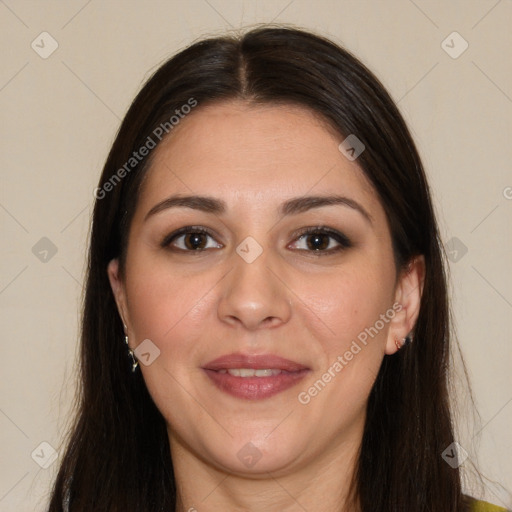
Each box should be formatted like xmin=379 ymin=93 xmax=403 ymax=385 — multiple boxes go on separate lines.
xmin=1 ymin=1 xmax=511 ymax=510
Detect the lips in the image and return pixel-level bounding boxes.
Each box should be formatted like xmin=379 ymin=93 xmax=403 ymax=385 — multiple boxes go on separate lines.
xmin=202 ymin=353 xmax=310 ymax=400
xmin=204 ymin=353 xmax=309 ymax=372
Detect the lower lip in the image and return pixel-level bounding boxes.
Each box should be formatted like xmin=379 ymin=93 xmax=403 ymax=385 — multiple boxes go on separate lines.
xmin=203 ymin=369 xmax=310 ymax=400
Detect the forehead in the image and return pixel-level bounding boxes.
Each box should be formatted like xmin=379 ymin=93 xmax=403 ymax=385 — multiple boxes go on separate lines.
xmin=137 ymin=100 xmax=378 ymax=214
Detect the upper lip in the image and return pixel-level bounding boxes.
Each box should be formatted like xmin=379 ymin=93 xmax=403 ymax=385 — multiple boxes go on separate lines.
xmin=203 ymin=353 xmax=309 ymax=372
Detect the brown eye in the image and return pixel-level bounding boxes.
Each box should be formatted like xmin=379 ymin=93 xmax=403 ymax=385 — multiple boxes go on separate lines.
xmin=161 ymin=227 xmax=222 ymax=252
xmin=304 ymin=233 xmax=330 ymax=251
xmin=182 ymin=233 xmax=208 ymax=250
xmin=290 ymin=227 xmax=352 ymax=255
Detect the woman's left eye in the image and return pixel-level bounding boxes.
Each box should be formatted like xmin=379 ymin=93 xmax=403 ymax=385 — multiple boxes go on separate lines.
xmin=289 ymin=227 xmax=352 ymax=254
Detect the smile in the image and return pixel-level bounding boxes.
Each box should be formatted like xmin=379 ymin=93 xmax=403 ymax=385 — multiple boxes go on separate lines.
xmin=202 ymin=353 xmax=310 ymax=400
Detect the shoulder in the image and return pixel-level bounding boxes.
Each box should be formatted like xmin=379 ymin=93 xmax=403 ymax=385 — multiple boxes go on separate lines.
xmin=469 ymin=498 xmax=510 ymax=512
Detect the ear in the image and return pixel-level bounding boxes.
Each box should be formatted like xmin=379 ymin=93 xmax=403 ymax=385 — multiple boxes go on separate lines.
xmin=107 ymin=258 xmax=130 ymax=333
xmin=385 ymin=255 xmax=425 ymax=355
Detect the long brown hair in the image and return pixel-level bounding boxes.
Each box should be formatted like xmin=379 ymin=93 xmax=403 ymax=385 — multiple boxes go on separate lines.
xmin=48 ymin=25 xmax=471 ymax=511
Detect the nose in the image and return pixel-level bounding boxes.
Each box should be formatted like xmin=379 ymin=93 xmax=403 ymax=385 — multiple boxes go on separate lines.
xmin=217 ymin=246 xmax=292 ymax=331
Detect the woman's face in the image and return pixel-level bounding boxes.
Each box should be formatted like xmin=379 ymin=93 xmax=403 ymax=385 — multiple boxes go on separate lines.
xmin=109 ymin=100 xmax=422 ymax=477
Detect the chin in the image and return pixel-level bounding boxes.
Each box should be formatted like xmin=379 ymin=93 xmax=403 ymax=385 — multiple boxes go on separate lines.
xmin=204 ymin=433 xmax=306 ymax=477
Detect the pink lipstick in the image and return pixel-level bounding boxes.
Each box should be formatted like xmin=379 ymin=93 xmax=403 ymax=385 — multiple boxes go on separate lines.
xmin=202 ymin=353 xmax=310 ymax=400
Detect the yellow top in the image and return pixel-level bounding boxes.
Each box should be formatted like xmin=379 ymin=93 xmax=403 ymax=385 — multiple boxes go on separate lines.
xmin=472 ymin=499 xmax=509 ymax=511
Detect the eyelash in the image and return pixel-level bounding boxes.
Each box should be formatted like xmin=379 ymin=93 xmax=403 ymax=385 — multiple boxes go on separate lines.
xmin=161 ymin=225 xmax=352 ymax=256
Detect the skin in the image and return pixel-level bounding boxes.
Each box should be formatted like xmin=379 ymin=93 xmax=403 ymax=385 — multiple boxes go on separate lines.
xmin=108 ymin=100 xmax=425 ymax=512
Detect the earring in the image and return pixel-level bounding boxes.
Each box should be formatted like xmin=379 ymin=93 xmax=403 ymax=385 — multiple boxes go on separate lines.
xmin=125 ymin=335 xmax=139 ymax=372
xmin=395 ymin=335 xmax=413 ymax=351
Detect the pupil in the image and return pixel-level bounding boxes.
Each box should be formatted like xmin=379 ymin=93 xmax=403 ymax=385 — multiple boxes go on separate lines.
xmin=308 ymin=234 xmax=328 ymax=250
xmin=186 ymin=233 xmax=205 ymax=250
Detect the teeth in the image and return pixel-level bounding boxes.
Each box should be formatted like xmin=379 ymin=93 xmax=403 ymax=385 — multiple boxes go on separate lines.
xmin=222 ymin=368 xmax=282 ymax=377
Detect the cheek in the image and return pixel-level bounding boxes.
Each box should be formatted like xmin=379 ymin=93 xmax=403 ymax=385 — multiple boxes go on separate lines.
xmin=126 ymin=269 xmax=202 ymax=342
xmin=294 ymin=275 xmax=391 ymax=422
xmin=123 ymin=252 xmax=223 ymax=373
xmin=303 ymin=264 xmax=395 ymax=346
xmin=295 ymin=259 xmax=396 ymax=412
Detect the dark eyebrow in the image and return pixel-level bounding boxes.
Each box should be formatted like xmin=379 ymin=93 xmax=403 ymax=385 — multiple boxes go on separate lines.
xmin=145 ymin=194 xmax=372 ymax=224
xmin=280 ymin=195 xmax=372 ymax=224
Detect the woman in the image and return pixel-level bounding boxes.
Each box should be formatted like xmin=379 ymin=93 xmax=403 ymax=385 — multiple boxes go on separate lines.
xmin=47 ymin=26 xmax=507 ymax=512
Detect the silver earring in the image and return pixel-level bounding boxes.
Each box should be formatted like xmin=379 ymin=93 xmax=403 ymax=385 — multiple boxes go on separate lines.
xmin=125 ymin=335 xmax=139 ymax=372
xmin=395 ymin=334 xmax=413 ymax=351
